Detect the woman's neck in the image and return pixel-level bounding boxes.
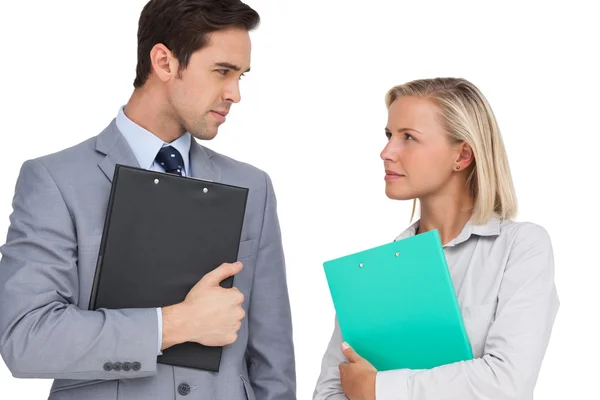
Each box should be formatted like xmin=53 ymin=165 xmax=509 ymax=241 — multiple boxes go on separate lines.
xmin=417 ymin=192 xmax=474 ymax=245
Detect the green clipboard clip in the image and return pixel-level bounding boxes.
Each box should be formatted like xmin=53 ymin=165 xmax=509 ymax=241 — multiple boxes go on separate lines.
xmin=323 ymin=229 xmax=473 ymax=371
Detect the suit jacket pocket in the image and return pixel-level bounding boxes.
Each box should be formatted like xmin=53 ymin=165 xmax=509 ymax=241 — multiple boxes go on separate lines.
xmin=50 ymin=379 xmax=110 ymax=394
xmin=240 ymin=374 xmax=256 ymax=400
xmin=237 ymin=239 xmax=256 ymax=261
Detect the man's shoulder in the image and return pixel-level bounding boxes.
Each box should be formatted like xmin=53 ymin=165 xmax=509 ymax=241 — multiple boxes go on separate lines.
xmin=39 ymin=136 xmax=97 ymax=161
xmin=15 ymin=130 xmax=104 ymax=188
xmin=201 ymin=144 xmax=272 ymax=188
xmin=26 ymin=135 xmax=98 ymax=174
xmin=30 ymin=119 xmax=118 ymax=171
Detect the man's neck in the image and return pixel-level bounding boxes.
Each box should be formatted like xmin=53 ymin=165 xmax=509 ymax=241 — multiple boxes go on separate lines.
xmin=124 ymin=87 xmax=185 ymax=143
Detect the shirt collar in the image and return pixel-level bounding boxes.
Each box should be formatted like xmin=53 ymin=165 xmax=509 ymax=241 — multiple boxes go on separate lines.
xmin=395 ymin=214 xmax=502 ymax=247
xmin=115 ymin=106 xmax=191 ymax=175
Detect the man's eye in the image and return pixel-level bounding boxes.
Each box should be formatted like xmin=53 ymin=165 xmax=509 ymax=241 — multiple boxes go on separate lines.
xmin=217 ymin=69 xmax=229 ymax=75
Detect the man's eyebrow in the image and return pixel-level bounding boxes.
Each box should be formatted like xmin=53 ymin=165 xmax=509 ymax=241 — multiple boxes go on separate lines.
xmin=214 ymin=62 xmax=251 ymax=73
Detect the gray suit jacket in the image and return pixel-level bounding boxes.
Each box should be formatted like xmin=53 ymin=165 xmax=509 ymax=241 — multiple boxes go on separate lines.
xmin=0 ymin=120 xmax=296 ymax=400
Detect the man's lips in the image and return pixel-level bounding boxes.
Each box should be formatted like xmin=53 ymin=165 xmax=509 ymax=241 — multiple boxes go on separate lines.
xmin=210 ymin=110 xmax=228 ymax=122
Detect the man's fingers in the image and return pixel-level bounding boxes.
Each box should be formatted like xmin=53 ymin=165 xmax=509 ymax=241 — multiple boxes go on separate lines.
xmin=202 ymin=262 xmax=243 ymax=286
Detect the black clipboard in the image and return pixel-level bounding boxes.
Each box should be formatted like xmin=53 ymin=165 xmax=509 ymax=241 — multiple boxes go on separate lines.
xmin=89 ymin=164 xmax=248 ymax=372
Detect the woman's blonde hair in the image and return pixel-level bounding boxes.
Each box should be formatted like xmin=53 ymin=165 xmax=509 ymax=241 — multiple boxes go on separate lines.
xmin=385 ymin=77 xmax=517 ymax=224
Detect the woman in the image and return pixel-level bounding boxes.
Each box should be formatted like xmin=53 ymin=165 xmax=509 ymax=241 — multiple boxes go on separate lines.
xmin=313 ymin=78 xmax=559 ymax=400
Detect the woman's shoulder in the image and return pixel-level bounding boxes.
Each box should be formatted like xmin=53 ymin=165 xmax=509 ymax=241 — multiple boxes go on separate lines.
xmin=499 ymin=219 xmax=550 ymax=238
xmin=497 ymin=219 xmax=553 ymax=252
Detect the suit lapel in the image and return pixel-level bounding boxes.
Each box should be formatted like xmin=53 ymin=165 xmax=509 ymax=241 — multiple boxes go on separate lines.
xmin=96 ymin=119 xmax=140 ymax=183
xmin=190 ymin=138 xmax=221 ymax=183
xmin=96 ymin=119 xmax=220 ymax=183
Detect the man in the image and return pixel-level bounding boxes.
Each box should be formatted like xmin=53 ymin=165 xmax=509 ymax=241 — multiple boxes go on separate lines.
xmin=0 ymin=1 xmax=296 ymax=399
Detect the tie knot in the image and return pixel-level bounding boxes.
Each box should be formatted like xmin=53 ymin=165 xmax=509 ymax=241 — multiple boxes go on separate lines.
xmin=155 ymin=146 xmax=184 ymax=176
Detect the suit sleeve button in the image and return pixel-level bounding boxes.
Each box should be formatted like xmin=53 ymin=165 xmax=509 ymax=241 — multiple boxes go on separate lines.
xmin=178 ymin=383 xmax=191 ymax=396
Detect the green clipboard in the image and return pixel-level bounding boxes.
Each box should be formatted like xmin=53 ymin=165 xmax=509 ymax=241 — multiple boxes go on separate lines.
xmin=322 ymin=229 xmax=473 ymax=371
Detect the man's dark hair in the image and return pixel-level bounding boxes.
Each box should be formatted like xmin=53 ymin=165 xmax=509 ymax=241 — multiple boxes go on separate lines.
xmin=133 ymin=0 xmax=260 ymax=88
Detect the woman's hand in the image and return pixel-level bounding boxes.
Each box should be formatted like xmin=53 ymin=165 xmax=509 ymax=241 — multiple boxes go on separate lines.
xmin=339 ymin=342 xmax=378 ymax=400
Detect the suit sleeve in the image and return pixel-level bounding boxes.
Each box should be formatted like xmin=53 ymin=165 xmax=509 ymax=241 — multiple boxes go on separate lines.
xmin=0 ymin=159 xmax=159 ymax=380
xmin=246 ymin=172 xmax=296 ymax=399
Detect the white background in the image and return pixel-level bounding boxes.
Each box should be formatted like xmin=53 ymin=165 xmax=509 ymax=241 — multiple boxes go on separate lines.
xmin=0 ymin=0 xmax=599 ymax=398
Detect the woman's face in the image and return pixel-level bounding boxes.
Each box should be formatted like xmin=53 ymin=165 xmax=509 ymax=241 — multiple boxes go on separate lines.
xmin=381 ymin=96 xmax=462 ymax=201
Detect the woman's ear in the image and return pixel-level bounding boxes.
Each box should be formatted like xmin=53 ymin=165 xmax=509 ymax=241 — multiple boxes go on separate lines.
xmin=454 ymin=142 xmax=474 ymax=171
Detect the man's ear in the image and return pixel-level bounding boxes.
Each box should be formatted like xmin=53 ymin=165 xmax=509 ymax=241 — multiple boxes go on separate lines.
xmin=149 ymin=43 xmax=178 ymax=82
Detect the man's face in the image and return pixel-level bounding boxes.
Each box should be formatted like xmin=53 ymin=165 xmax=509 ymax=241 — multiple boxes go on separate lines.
xmin=167 ymin=28 xmax=251 ymax=140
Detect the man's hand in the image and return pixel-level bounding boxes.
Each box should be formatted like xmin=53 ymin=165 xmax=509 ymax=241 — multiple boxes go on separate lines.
xmin=161 ymin=261 xmax=245 ymax=350
xmin=339 ymin=342 xmax=378 ymax=400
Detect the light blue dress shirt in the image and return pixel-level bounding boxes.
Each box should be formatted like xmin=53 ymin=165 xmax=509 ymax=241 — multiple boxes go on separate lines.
xmin=115 ymin=106 xmax=192 ymax=355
